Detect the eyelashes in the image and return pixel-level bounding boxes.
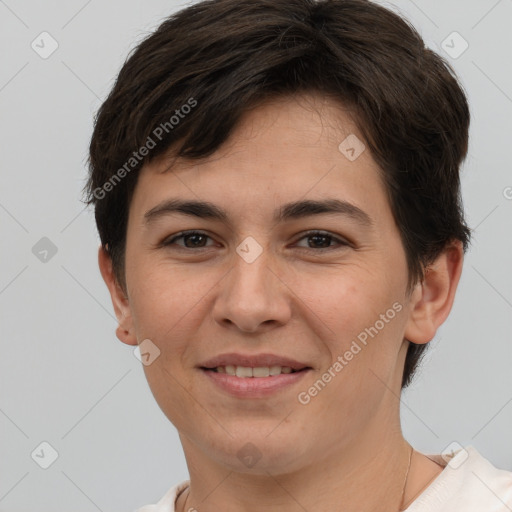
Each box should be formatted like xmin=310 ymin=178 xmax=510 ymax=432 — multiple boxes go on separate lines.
xmin=161 ymin=229 xmax=350 ymax=252
xmin=295 ymin=230 xmax=350 ymax=250
xmin=163 ymin=230 xmax=215 ymax=249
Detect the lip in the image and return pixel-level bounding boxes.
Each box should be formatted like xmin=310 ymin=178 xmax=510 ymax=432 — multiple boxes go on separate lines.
xmin=199 ymin=352 xmax=311 ymax=371
xmin=201 ymin=367 xmax=312 ymax=398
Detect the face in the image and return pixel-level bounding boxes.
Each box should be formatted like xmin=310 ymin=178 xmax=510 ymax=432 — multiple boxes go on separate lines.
xmin=111 ymin=94 xmax=422 ymax=473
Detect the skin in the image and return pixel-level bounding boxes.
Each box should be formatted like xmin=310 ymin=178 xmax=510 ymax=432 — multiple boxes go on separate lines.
xmin=99 ymin=93 xmax=463 ymax=511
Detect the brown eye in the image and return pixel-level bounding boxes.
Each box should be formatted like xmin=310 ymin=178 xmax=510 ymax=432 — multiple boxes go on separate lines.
xmin=163 ymin=231 xmax=214 ymax=249
xmin=295 ymin=231 xmax=348 ymax=251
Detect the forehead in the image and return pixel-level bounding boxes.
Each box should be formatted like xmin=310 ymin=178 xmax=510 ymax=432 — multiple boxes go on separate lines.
xmin=156 ymin=94 xmax=365 ymax=168
xmin=129 ymin=93 xmax=389 ymax=226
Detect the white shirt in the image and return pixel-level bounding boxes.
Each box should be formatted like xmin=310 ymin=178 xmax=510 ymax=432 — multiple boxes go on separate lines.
xmin=135 ymin=446 xmax=512 ymax=511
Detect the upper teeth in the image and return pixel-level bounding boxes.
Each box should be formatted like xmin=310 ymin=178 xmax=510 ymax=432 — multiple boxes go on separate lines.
xmin=215 ymin=365 xmax=295 ymax=377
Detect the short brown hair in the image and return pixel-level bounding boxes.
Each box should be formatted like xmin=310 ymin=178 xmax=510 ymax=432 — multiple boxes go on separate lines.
xmin=85 ymin=0 xmax=471 ymax=388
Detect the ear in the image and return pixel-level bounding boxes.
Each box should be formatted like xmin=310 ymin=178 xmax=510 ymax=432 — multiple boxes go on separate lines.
xmin=404 ymin=240 xmax=464 ymax=345
xmin=98 ymin=245 xmax=138 ymax=346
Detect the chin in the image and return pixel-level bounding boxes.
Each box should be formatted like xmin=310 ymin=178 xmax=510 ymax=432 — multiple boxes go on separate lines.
xmin=206 ymin=428 xmax=310 ymax=475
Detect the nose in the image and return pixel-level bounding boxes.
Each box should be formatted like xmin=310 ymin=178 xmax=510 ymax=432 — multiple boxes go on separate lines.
xmin=212 ymin=247 xmax=292 ymax=334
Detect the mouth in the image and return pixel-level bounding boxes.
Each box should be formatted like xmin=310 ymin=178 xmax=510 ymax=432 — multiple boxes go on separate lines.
xmin=201 ymin=365 xmax=309 ymax=377
xmin=200 ymin=366 xmax=312 ymax=398
xmin=198 ymin=353 xmax=312 ymax=397
xmin=199 ymin=352 xmax=312 ymax=373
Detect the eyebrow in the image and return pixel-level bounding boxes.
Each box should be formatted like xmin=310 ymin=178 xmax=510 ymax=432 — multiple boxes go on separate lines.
xmin=143 ymin=198 xmax=373 ymax=227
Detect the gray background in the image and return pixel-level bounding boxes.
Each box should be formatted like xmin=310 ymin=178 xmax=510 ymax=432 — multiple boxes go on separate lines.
xmin=1 ymin=0 xmax=511 ymax=510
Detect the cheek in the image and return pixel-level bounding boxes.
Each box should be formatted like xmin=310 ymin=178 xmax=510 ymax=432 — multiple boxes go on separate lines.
xmin=309 ymin=263 xmax=403 ymax=336
xmin=127 ymin=258 xmax=209 ymax=347
xmin=308 ymin=264 xmax=408 ymax=387
xmin=129 ymin=263 xmax=210 ymax=427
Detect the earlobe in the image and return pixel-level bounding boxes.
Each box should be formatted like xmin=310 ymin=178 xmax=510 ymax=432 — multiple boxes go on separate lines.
xmin=404 ymin=241 xmax=464 ymax=345
xmin=98 ymin=245 xmax=138 ymax=346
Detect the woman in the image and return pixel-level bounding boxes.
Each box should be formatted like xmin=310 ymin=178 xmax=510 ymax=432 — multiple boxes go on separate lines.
xmin=85 ymin=0 xmax=512 ymax=510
